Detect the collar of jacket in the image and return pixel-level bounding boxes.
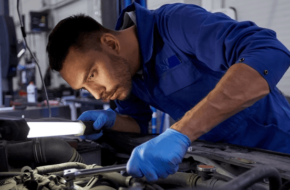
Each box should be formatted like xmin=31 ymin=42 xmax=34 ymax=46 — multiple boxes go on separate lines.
xmin=115 ymin=2 xmax=155 ymax=70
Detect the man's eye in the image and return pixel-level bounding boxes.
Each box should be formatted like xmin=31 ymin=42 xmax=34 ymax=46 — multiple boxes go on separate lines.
xmin=89 ymin=73 xmax=94 ymax=79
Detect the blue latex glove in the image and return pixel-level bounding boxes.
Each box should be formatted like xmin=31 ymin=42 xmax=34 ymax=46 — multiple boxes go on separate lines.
xmin=77 ymin=108 xmax=116 ymax=140
xmin=127 ymin=128 xmax=191 ymax=181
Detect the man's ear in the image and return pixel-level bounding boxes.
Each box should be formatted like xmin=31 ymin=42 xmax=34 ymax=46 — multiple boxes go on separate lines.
xmin=100 ymin=33 xmax=120 ymax=54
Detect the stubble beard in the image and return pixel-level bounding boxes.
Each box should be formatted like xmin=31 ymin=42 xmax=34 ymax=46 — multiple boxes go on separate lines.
xmin=106 ymin=52 xmax=132 ymax=101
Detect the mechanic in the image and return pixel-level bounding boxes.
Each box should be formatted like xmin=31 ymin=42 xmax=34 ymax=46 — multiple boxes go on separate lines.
xmin=46 ymin=3 xmax=290 ymax=182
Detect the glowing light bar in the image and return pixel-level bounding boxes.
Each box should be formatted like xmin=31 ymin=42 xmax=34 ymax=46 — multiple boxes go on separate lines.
xmin=27 ymin=121 xmax=86 ymax=138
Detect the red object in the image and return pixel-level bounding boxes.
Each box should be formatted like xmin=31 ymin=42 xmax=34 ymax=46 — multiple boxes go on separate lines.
xmin=18 ymin=90 xmax=27 ymax=97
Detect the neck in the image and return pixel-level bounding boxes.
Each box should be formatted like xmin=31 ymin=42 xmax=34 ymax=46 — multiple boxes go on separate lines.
xmin=117 ymin=25 xmax=141 ymax=76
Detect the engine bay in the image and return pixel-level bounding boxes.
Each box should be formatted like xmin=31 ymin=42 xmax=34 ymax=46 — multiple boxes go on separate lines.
xmin=1 ymin=130 xmax=290 ymax=190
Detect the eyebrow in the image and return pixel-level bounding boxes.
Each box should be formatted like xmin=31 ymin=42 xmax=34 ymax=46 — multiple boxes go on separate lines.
xmin=82 ymin=61 xmax=95 ymax=84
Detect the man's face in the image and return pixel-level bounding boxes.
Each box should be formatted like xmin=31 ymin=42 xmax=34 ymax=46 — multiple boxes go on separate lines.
xmin=60 ymin=47 xmax=132 ymax=101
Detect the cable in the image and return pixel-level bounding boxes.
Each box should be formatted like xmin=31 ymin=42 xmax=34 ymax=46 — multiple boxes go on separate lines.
xmin=16 ymin=0 xmax=51 ymax=117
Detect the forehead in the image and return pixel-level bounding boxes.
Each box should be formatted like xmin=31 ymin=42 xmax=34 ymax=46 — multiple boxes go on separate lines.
xmin=60 ymin=47 xmax=94 ymax=89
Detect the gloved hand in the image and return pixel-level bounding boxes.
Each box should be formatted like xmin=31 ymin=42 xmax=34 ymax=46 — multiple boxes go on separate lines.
xmin=127 ymin=128 xmax=191 ymax=181
xmin=77 ymin=108 xmax=116 ymax=140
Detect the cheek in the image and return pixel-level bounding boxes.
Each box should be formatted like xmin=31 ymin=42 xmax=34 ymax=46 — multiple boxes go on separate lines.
xmin=100 ymin=59 xmax=132 ymax=90
xmin=98 ymin=70 xmax=118 ymax=86
xmin=102 ymin=73 xmax=124 ymax=89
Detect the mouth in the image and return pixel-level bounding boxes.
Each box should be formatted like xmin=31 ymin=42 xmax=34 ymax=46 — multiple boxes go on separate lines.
xmin=109 ymin=88 xmax=119 ymax=100
xmin=109 ymin=91 xmax=117 ymax=100
xmin=101 ymin=89 xmax=117 ymax=100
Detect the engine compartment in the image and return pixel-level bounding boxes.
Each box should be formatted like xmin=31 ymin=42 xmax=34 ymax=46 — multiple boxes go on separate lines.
xmin=1 ymin=130 xmax=290 ymax=190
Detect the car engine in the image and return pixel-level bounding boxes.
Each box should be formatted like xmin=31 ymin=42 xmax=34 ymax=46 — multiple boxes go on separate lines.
xmin=1 ymin=130 xmax=290 ymax=190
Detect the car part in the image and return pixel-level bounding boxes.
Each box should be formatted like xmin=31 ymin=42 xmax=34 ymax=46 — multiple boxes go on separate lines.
xmin=219 ymin=165 xmax=281 ymax=190
xmin=6 ymin=137 xmax=84 ymax=168
xmin=1 ymin=130 xmax=290 ymax=189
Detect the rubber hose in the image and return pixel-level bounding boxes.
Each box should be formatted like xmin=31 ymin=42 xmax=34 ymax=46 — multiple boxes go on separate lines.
xmin=0 ymin=172 xmax=24 ymax=177
xmin=219 ymin=166 xmax=281 ymax=190
xmin=7 ymin=138 xmax=84 ymax=167
xmin=154 ymin=172 xmax=199 ymax=186
xmin=280 ymin=181 xmax=290 ymax=190
xmin=153 ymin=172 xmax=226 ymax=188
xmin=69 ymin=148 xmax=85 ymax=163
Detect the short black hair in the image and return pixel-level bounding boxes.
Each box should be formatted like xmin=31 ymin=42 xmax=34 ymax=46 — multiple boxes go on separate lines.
xmin=46 ymin=14 xmax=110 ymax=71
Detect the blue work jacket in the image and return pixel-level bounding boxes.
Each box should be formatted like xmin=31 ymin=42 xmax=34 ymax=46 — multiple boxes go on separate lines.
xmin=114 ymin=3 xmax=290 ymax=154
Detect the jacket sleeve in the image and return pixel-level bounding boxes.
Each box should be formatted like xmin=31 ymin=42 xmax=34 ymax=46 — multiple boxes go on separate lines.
xmin=159 ymin=4 xmax=290 ymax=91
xmin=114 ymin=92 xmax=152 ymax=134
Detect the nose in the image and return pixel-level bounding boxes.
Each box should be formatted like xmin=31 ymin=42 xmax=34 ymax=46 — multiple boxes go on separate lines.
xmin=85 ymin=85 xmax=105 ymax=100
xmin=91 ymin=92 xmax=101 ymax=99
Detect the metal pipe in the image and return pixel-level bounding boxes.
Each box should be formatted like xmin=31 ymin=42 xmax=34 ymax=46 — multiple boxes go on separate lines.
xmin=73 ymin=164 xmax=127 ymax=178
xmin=36 ymin=162 xmax=87 ymax=174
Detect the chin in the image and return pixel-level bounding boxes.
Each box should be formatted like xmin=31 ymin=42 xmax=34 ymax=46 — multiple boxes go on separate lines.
xmin=117 ymin=93 xmax=128 ymax=101
xmin=117 ymin=89 xmax=131 ymax=101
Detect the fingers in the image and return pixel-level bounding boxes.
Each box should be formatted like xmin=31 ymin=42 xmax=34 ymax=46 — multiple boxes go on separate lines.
xmin=143 ymin=168 xmax=159 ymax=182
xmin=127 ymin=159 xmax=159 ymax=182
xmin=127 ymin=149 xmax=144 ymax=178
xmin=167 ymin=164 xmax=179 ymax=175
xmin=93 ymin=116 xmax=106 ymax=130
xmin=77 ymin=111 xmax=106 ymax=130
xmin=158 ymin=171 xmax=169 ymax=179
xmin=127 ymin=148 xmax=170 ymax=181
xmin=78 ymin=111 xmax=96 ymax=121
xmin=126 ymin=128 xmax=188 ymax=182
xmin=127 ymin=163 xmax=143 ymax=178
xmin=77 ymin=110 xmax=115 ymax=130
